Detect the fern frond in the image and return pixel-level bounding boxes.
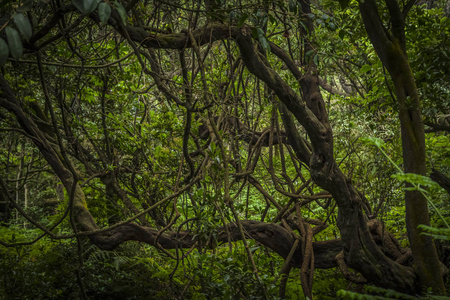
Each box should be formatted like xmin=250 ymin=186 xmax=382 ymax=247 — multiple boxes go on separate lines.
xmin=418 ymin=225 xmax=450 ymax=241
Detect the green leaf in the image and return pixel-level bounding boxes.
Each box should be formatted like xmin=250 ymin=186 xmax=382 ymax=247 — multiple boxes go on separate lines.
xmin=305 ymin=49 xmax=315 ymax=64
xmin=237 ymin=12 xmax=248 ymax=28
xmin=251 ymin=27 xmax=258 ymax=39
xmin=13 ymin=13 xmax=32 ymax=40
xmin=113 ymin=1 xmax=127 ymax=24
xmin=0 ymin=38 xmax=9 ymax=66
xmin=313 ymin=53 xmax=319 ymax=65
xmin=360 ymin=136 xmax=386 ymax=149
xmin=72 ymin=0 xmax=85 ymax=13
xmin=256 ymin=27 xmax=270 ymax=53
xmin=256 ymin=27 xmax=264 ymax=38
xmin=71 ymin=0 xmax=99 ymax=14
xmin=98 ymin=2 xmax=111 ymax=25
xmin=419 ymin=225 xmax=450 ymax=240
xmin=114 ymin=258 xmax=120 ymax=270
xmin=360 ymin=64 xmax=372 ymax=74
xmin=338 ymin=29 xmax=345 ymax=39
xmin=86 ymin=0 xmax=100 ymax=13
xmin=328 ymin=22 xmax=336 ymax=31
xmin=5 ymin=27 xmax=23 ymax=59
xmin=391 ymin=173 xmax=440 ymax=189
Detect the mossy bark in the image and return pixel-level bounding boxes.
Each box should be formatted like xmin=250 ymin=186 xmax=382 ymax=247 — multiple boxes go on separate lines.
xmin=359 ymin=0 xmax=445 ymax=294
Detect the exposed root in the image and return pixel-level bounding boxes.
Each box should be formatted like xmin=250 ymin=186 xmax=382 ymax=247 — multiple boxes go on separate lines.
xmin=336 ymin=251 xmax=368 ymax=284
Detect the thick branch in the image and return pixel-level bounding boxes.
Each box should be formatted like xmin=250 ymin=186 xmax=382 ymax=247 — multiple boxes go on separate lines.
xmin=385 ymin=0 xmax=406 ymax=51
xmin=88 ymin=219 xmax=341 ymax=269
xmin=359 ymin=0 xmax=398 ymax=69
xmin=430 ymin=168 xmax=450 ymax=195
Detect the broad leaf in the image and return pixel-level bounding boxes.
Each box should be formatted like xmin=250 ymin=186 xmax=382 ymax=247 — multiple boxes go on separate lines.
xmin=98 ymin=2 xmax=111 ymax=25
xmin=237 ymin=12 xmax=248 ymax=28
xmin=328 ymin=22 xmax=336 ymax=31
xmin=313 ymin=53 xmax=319 ymax=65
xmin=305 ymin=49 xmax=315 ymax=63
xmin=256 ymin=28 xmax=270 ymax=53
xmin=72 ymin=0 xmax=99 ymax=14
xmin=86 ymin=0 xmax=101 ymax=14
xmin=5 ymin=27 xmax=23 ymax=59
xmin=13 ymin=13 xmax=32 ymax=40
xmin=113 ymin=1 xmax=127 ymax=24
xmin=72 ymin=0 xmax=85 ymax=13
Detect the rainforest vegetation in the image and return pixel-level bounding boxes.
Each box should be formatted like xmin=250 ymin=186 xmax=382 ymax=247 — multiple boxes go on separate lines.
xmin=0 ymin=0 xmax=449 ymax=299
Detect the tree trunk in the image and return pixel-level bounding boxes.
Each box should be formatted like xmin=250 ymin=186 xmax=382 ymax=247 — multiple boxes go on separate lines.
xmin=0 ymin=4 xmax=440 ymax=293
xmin=359 ymin=0 xmax=445 ymax=293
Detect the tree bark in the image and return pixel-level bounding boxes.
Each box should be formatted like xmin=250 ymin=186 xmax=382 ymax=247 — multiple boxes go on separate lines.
xmin=359 ymin=0 xmax=445 ymax=293
xmin=233 ymin=25 xmax=416 ymax=293
xmin=430 ymin=168 xmax=450 ymax=195
xmin=0 ymin=5 xmax=430 ymax=293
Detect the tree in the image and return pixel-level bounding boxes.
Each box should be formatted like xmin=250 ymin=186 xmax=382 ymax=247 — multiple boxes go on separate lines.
xmin=358 ymin=0 xmax=445 ymax=292
xmin=0 ymin=0 xmax=448 ymax=298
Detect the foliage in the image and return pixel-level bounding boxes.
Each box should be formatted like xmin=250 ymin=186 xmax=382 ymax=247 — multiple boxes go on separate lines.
xmin=0 ymin=0 xmax=449 ymax=298
xmin=0 ymin=228 xmax=186 ymax=299
xmin=338 ymin=286 xmax=450 ymax=300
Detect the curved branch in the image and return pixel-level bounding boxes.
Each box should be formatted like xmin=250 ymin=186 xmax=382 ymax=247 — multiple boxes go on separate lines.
xmin=1 ymin=17 xmax=420 ymax=292
xmin=430 ymin=168 xmax=450 ymax=195
xmin=88 ymin=219 xmax=339 ymax=270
